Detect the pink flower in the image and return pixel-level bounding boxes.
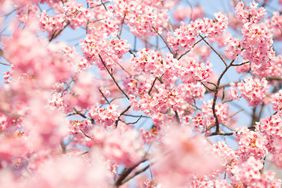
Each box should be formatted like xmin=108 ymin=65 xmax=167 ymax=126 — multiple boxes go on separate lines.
xmin=237 ymin=77 xmax=268 ymax=106
xmin=235 ymin=2 xmax=265 ymax=24
xmin=90 ymin=125 xmax=145 ymax=167
xmin=173 ymin=6 xmax=204 ymax=22
xmin=24 ymin=155 xmax=112 ymax=188
xmin=66 ymin=72 xmax=99 ymax=109
xmin=231 ymin=156 xmax=281 ymax=187
xmin=236 ymin=128 xmax=268 ymax=161
xmin=153 ymin=126 xmax=223 ymax=187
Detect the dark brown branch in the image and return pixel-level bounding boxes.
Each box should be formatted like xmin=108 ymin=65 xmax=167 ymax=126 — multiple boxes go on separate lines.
xmin=258 ymin=103 xmax=265 ymax=120
xmin=73 ymin=108 xmax=88 ymax=119
xmin=177 ymin=37 xmax=204 ymax=60
xmin=128 ymin=49 xmax=136 ymax=57
xmin=100 ymin=0 xmax=108 ymax=10
xmin=231 ymin=61 xmax=250 ymax=66
xmin=117 ymin=13 xmax=126 ymax=39
xmin=123 ymin=114 xmax=150 ymax=118
xmin=99 ymin=88 xmax=110 ymax=104
xmin=115 ymin=159 xmax=147 ymax=187
xmin=200 ymin=35 xmax=227 ymax=66
xmin=121 ymin=164 xmax=150 ymax=185
xmin=80 ymin=129 xmax=93 ymax=140
xmin=206 ymin=81 xmax=217 ymax=88
xmin=148 ymin=77 xmax=158 ymax=95
xmin=201 ymin=81 xmax=216 ymax=92
xmin=115 ymin=105 xmax=131 ymax=127
xmin=123 ymin=115 xmax=143 ymax=125
xmin=208 ymin=131 xmax=234 ymax=137
xmin=266 ymin=77 xmax=282 ymax=82
xmin=211 ymin=59 xmax=235 ymax=133
xmin=148 ymin=77 xmax=163 ymax=96
xmin=175 ymin=110 xmax=180 ymax=124
xmin=73 ymin=108 xmax=95 ymax=124
xmin=49 ymin=21 xmax=70 ymax=42
xmin=249 ymin=107 xmax=257 ymax=131
xmin=153 ymin=27 xmax=174 ymax=56
xmin=98 ymin=54 xmax=130 ymax=100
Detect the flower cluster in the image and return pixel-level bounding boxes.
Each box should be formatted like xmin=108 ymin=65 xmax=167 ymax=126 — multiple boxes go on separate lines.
xmin=270 ymin=12 xmax=282 ymax=40
xmin=236 ymin=77 xmax=268 ymax=106
xmin=40 ymin=11 xmax=66 ymax=35
xmin=22 ymin=155 xmax=112 ymax=188
xmin=3 ymin=29 xmax=75 ymax=87
xmin=173 ymin=5 xmax=204 ymax=22
xmin=271 ymin=90 xmax=282 ymax=112
xmin=153 ymin=127 xmax=223 ymax=187
xmin=91 ymin=125 xmax=144 ymax=167
xmin=167 ymin=12 xmax=228 ymax=54
xmin=40 ymin=0 xmax=89 ymax=34
xmin=88 ymin=104 xmax=120 ymax=127
xmin=235 ymin=2 xmax=265 ymax=24
xmin=224 ymin=34 xmax=242 ymax=60
xmin=235 ymin=128 xmax=268 ymax=161
xmin=131 ymin=49 xmax=174 ymax=77
xmin=241 ymin=22 xmax=274 ymax=76
xmin=111 ymin=0 xmax=169 ymax=36
xmin=177 ymin=57 xmax=212 ymax=83
xmin=235 ymin=2 xmax=275 ymax=76
xmin=257 ymin=113 xmax=282 ymax=167
xmin=81 ymin=35 xmax=129 ymax=69
xmin=231 ymin=156 xmax=281 ymax=187
xmin=192 ymin=100 xmax=232 ymax=130
xmin=267 ymin=55 xmax=282 ymax=78
xmin=66 ymin=72 xmax=99 ymax=109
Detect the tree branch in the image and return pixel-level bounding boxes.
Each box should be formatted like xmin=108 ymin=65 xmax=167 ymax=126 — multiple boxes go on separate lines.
xmin=115 ymin=159 xmax=147 ymax=186
xmin=115 ymin=105 xmax=131 ymax=127
xmin=211 ymin=59 xmax=235 ymax=134
xmin=98 ymin=54 xmax=130 ymax=100
xmin=177 ymin=37 xmax=204 ymax=60
xmin=200 ymin=35 xmax=227 ymax=66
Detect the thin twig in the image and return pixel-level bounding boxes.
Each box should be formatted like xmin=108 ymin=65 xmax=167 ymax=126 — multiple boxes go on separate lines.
xmin=80 ymin=129 xmax=93 ymax=140
xmin=99 ymin=88 xmax=110 ymax=104
xmin=249 ymin=107 xmax=257 ymax=130
xmin=0 ymin=62 xmax=10 ymax=66
xmin=123 ymin=114 xmax=150 ymax=118
xmin=115 ymin=105 xmax=131 ymax=127
xmin=121 ymin=165 xmax=150 ymax=185
xmin=128 ymin=49 xmax=136 ymax=57
xmin=117 ymin=13 xmax=126 ymax=39
xmin=123 ymin=115 xmax=143 ymax=125
xmin=231 ymin=61 xmax=250 ymax=66
xmin=115 ymin=159 xmax=147 ymax=186
xmin=73 ymin=108 xmax=88 ymax=119
xmin=208 ymin=132 xmax=233 ymax=137
xmin=211 ymin=59 xmax=235 ymax=133
xmin=200 ymin=35 xmax=227 ymax=66
xmin=177 ymin=37 xmax=204 ymax=60
xmin=201 ymin=81 xmax=216 ymax=92
xmin=98 ymin=54 xmax=130 ymax=100
xmin=100 ymin=0 xmax=108 ymax=10
xmin=175 ymin=110 xmax=180 ymax=124
xmin=148 ymin=77 xmax=158 ymax=95
xmin=49 ymin=21 xmax=70 ymax=42
xmin=153 ymin=27 xmax=174 ymax=55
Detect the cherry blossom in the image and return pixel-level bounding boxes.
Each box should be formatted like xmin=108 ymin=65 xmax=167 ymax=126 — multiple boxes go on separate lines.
xmin=236 ymin=77 xmax=268 ymax=106
xmin=0 ymin=0 xmax=281 ymax=187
